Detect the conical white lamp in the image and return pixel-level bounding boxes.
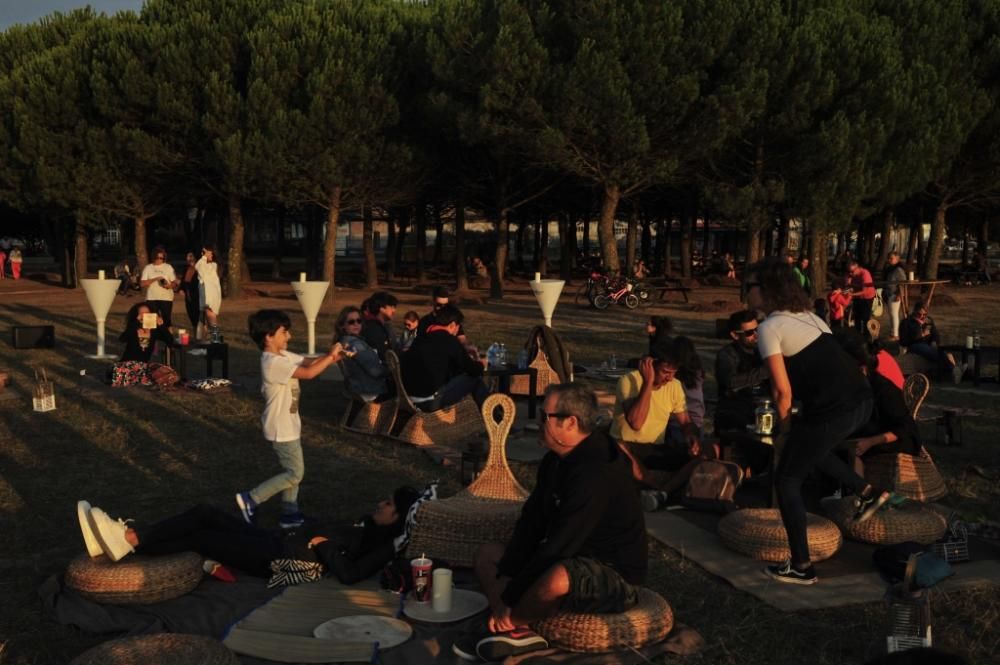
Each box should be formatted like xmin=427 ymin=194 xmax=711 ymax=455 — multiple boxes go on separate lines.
xmin=81 ymin=277 xmax=120 ymax=358
xmin=291 ymin=279 xmax=330 ymax=356
xmin=529 ymin=278 xmax=565 ymax=328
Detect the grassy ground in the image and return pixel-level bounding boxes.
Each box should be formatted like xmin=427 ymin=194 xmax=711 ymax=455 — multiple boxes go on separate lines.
xmin=0 ymin=274 xmax=998 ymax=664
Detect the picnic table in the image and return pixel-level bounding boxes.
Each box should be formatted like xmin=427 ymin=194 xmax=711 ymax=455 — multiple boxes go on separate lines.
xmin=896 ymin=279 xmax=950 ymax=315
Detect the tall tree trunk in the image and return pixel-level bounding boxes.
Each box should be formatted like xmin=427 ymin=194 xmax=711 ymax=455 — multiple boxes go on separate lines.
xmin=385 ymin=213 xmax=397 ymax=281
xmin=598 ymin=184 xmax=621 ymax=274
xmin=960 ymin=219 xmax=971 ymax=269
xmin=490 ymin=209 xmax=509 ymax=299
xmin=271 ymin=213 xmax=284 ymax=279
xmin=74 ymin=221 xmax=88 ymax=284
xmin=923 ymin=203 xmax=947 ymax=279
xmin=322 ymin=186 xmax=342 ymax=300
xmin=415 ymin=202 xmax=426 ymax=282
xmin=906 ymin=219 xmax=920 ymax=269
xmin=746 ymin=208 xmax=765 ymax=265
xmin=653 ymin=218 xmax=664 ymax=275
xmin=874 ymin=207 xmax=893 ymax=271
xmin=663 ymin=219 xmax=673 ymax=277
xmin=809 ymin=224 xmax=828 ymax=296
xmin=625 ymin=208 xmax=638 ymax=276
xmin=640 ymin=212 xmax=652 ymax=263
xmin=454 ymin=202 xmax=468 ymax=292
xmin=559 ymin=213 xmax=573 ymax=281
xmin=134 ymin=214 xmax=149 ymax=269
xmin=680 ymin=214 xmax=694 ymax=279
xmin=395 ymin=208 xmax=409 ymax=271
xmin=539 ymin=217 xmax=549 ymax=276
xmin=432 ymin=203 xmax=444 ymax=265
xmin=226 ymin=194 xmax=245 ymax=299
xmin=61 ymin=220 xmax=74 ymax=287
xmin=364 ymin=205 xmax=377 ymax=289
xmin=582 ymin=215 xmax=591 ymax=257
xmin=776 ymin=216 xmax=789 ymax=256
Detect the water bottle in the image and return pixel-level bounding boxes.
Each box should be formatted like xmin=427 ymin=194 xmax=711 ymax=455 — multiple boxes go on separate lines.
xmin=609 ymin=352 xmax=617 ymax=370
xmin=754 ymin=399 xmax=776 ymax=435
xmin=499 ymin=343 xmax=508 ymax=366
xmin=973 ymin=329 xmax=981 ymax=349
xmin=518 ymin=348 xmax=529 ymax=369
xmin=487 ymin=342 xmax=498 ymax=368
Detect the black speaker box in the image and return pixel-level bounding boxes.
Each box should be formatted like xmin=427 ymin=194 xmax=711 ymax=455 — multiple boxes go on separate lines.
xmin=11 ymin=325 xmax=55 ymax=349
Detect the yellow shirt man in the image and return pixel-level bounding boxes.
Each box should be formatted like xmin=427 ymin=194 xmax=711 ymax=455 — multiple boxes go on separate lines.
xmin=610 ymin=369 xmax=686 ymax=445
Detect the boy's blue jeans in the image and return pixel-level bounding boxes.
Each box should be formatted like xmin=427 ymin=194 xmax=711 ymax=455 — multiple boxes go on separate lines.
xmin=250 ymin=438 xmax=304 ymax=514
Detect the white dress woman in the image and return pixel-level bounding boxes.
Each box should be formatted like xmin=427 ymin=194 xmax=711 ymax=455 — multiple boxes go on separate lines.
xmin=195 ymin=246 xmax=222 ymax=339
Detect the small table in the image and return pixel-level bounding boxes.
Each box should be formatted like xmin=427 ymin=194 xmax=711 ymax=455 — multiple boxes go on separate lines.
xmin=940 ymin=345 xmax=998 ymax=387
xmin=484 ymin=365 xmax=537 ymax=419
xmin=896 ymin=280 xmax=950 ymax=316
xmin=169 ymin=342 xmax=230 ymax=381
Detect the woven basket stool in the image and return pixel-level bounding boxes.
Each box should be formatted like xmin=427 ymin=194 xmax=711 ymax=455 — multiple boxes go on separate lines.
xmin=863 ymin=447 xmax=947 ymax=502
xmin=717 ymin=508 xmax=842 ymax=562
xmin=65 ymin=551 xmax=203 ymax=605
xmin=533 ymin=588 xmax=673 ymax=653
xmin=406 ymin=394 xmax=529 ymax=566
xmin=823 ymin=496 xmax=948 ymax=545
xmin=69 ymin=633 xmax=238 ymax=665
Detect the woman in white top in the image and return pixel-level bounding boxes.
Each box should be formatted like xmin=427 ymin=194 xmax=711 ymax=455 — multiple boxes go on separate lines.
xmin=745 ymin=258 xmax=889 ymax=586
xmin=195 ymin=245 xmax=223 ymax=339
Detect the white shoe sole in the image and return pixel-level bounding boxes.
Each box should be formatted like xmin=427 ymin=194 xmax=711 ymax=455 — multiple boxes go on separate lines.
xmin=77 ymin=501 xmax=103 ymax=558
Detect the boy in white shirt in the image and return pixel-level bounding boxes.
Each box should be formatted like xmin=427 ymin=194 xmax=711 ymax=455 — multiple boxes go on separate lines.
xmin=238 ymin=310 xmax=345 ymax=529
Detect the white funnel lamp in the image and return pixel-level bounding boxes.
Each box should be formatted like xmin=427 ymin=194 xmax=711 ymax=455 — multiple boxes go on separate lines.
xmin=81 ymin=277 xmax=120 ymax=359
xmin=529 ymin=278 xmax=565 ymax=328
xmin=291 ymin=278 xmax=330 ymax=356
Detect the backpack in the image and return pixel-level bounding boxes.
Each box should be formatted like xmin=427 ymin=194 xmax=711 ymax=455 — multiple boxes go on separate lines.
xmin=148 ymin=362 xmax=180 ymax=388
xmin=682 ymin=460 xmax=744 ymax=513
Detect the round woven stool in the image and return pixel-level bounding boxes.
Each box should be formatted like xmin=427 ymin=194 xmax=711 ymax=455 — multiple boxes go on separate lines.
xmin=69 ymin=634 xmax=238 ymax=665
xmin=717 ymin=508 xmax=842 ymax=562
xmin=823 ymin=496 xmax=947 ymax=545
xmin=65 ymin=552 xmax=203 ymax=605
xmin=533 ymin=588 xmax=673 ymax=653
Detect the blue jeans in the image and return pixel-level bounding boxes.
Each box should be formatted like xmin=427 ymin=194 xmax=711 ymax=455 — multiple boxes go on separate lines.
xmin=776 ymin=399 xmax=872 ymax=566
xmin=426 ymin=374 xmax=489 ymax=410
xmin=250 ymin=439 xmax=304 ymax=514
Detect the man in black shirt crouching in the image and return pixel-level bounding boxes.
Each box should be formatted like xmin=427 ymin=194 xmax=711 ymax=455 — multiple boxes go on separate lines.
xmin=453 ymin=383 xmax=647 ymax=662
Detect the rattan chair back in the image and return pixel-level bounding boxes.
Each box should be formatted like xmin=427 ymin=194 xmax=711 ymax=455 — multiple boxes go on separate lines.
xmin=465 ymin=394 xmax=530 ymax=501
xmin=385 ymin=351 xmax=420 ymax=415
xmin=864 ymin=446 xmax=947 ymax=502
xmin=336 ymin=360 xmax=398 ymax=435
xmin=902 ymin=373 xmax=929 ymax=420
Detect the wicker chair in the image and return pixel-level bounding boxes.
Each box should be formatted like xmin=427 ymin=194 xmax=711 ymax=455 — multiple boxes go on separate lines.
xmin=384 ymin=351 xmax=485 ymax=448
xmin=406 ymin=394 xmax=529 ymax=566
xmin=65 ymin=552 xmax=203 ymax=605
xmin=902 ymin=372 xmax=929 ymax=420
xmin=863 ymin=446 xmax=948 ymax=502
xmin=533 ymin=588 xmax=673 ymax=653
xmin=337 ymin=361 xmax=398 ymax=435
xmin=510 ymin=331 xmax=570 ymax=396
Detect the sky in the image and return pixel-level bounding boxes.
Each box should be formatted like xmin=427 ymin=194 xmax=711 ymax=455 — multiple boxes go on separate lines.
xmin=0 ymin=1 xmax=145 ymax=30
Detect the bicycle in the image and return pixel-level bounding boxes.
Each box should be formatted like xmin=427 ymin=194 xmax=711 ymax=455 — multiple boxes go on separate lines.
xmin=593 ymin=277 xmax=640 ymax=309
xmin=574 ymin=269 xmax=612 ymax=307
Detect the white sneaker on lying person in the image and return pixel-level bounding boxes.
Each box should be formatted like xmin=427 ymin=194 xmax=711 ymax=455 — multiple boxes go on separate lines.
xmin=87 ymin=507 xmax=135 ymax=562
xmin=77 ymin=500 xmax=104 ymax=558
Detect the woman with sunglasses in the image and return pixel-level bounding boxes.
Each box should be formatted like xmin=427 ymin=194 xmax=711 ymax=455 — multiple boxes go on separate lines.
xmin=139 ymin=246 xmax=178 ymax=327
xmin=744 ymin=258 xmax=890 ymax=585
xmin=335 ymin=306 xmax=389 ymax=402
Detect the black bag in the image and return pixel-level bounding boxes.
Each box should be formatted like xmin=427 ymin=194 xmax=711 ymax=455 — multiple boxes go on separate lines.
xmin=681 ymin=460 xmax=743 ymax=514
xmin=872 ymin=542 xmax=954 ymax=588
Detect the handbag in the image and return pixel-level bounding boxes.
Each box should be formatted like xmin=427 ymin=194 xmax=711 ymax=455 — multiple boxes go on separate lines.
xmin=682 ymin=459 xmax=744 ymax=513
xmin=148 ymin=362 xmax=180 ymax=387
xmin=872 ymin=292 xmax=885 ymax=318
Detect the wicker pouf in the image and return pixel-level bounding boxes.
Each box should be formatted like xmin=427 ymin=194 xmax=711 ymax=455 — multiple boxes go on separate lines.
xmin=70 ymin=634 xmax=238 ymax=665
xmin=533 ymin=588 xmax=673 ymax=653
xmin=824 ymin=496 xmax=948 ymax=545
xmin=407 ymin=394 xmax=529 ymax=566
xmin=863 ymin=448 xmax=947 ymax=502
xmin=65 ymin=551 xmax=203 ymax=605
xmin=717 ymin=508 xmax=842 ymax=562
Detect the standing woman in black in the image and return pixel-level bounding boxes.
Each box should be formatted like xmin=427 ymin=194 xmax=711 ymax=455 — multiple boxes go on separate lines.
xmin=745 ymin=258 xmax=890 ymax=585
xmin=181 ymin=251 xmax=202 ymax=334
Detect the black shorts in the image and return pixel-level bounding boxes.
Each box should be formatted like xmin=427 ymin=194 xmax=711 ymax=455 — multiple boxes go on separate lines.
xmin=623 ymin=440 xmax=690 ymax=473
xmin=560 ymin=557 xmax=639 ymax=614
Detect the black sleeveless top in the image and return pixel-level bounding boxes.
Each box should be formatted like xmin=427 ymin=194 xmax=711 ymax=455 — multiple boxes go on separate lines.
xmin=784 ymin=332 xmax=871 ymax=422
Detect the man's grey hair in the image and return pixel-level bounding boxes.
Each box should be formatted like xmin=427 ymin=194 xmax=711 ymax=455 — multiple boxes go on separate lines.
xmin=544 ymin=383 xmax=599 ymax=434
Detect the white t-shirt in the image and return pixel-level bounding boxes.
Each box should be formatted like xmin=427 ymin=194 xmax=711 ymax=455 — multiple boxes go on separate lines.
xmin=757 ymin=311 xmax=831 ymax=359
xmin=260 ymin=351 xmax=304 ymax=442
xmin=141 ymin=263 xmax=177 ymax=301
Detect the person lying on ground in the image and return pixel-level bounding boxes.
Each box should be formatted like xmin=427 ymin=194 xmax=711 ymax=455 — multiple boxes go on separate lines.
xmin=453 ymin=383 xmax=646 ymax=662
xmin=79 ymin=486 xmax=420 ymax=586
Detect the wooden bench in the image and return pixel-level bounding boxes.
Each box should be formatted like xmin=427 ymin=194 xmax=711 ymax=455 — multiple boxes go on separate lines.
xmin=654 ymin=286 xmax=692 ymax=303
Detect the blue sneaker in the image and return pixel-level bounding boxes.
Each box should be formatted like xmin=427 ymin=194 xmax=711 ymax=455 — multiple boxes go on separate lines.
xmin=236 ymin=492 xmax=257 ymax=524
xmin=278 ymin=512 xmax=306 ymax=529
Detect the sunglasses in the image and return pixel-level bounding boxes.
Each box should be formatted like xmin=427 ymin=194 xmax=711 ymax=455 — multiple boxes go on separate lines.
xmin=345 ymin=318 xmax=362 ymax=324
xmin=541 ymin=411 xmax=571 ymax=423
xmin=736 ymin=328 xmax=759 ymax=337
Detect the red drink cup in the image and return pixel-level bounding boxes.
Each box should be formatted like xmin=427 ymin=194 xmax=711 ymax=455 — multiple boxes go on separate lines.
xmin=411 ymin=556 xmax=433 ymax=603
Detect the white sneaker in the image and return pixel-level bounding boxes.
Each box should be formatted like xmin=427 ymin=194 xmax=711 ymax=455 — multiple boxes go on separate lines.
xmin=87 ymin=507 xmax=134 ymax=562
xmin=77 ymin=501 xmax=104 ymax=558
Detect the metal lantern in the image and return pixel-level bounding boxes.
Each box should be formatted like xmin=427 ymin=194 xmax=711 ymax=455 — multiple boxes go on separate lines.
xmin=886 ymin=555 xmax=933 ymax=654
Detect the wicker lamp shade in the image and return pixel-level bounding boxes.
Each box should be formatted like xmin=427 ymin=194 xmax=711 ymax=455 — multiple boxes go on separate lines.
xmin=69 ymin=634 xmax=238 ymax=665
xmin=863 ymin=448 xmax=947 ymax=502
xmin=533 ymin=588 xmax=673 ymax=653
xmin=717 ymin=508 xmax=842 ymax=562
xmin=65 ymin=552 xmax=203 ymax=605
xmin=406 ymin=394 xmax=529 ymax=566
xmin=824 ymin=497 xmax=947 ymax=545
xmin=385 ymin=351 xmax=486 ymax=447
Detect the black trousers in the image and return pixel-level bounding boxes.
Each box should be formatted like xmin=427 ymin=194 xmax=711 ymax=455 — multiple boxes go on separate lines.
xmin=134 ymin=504 xmax=283 ymax=577
xmin=147 ymin=299 xmax=175 ymax=328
